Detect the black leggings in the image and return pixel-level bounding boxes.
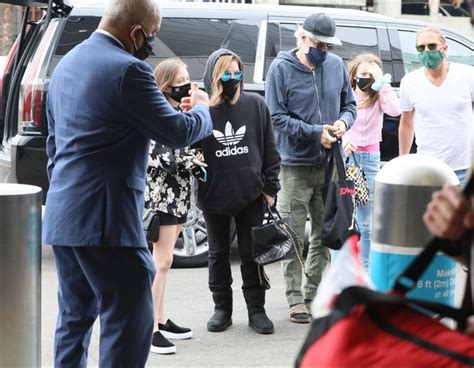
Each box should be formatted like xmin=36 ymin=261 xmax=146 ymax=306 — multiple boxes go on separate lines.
xmin=204 ymin=196 xmax=268 ymax=294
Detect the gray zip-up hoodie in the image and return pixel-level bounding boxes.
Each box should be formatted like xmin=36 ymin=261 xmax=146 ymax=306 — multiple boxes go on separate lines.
xmin=265 ymin=49 xmax=356 ymax=166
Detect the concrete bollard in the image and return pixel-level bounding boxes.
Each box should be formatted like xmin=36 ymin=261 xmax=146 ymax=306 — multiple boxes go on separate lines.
xmin=370 ymin=154 xmax=459 ymax=305
xmin=0 ymin=184 xmax=42 ymax=367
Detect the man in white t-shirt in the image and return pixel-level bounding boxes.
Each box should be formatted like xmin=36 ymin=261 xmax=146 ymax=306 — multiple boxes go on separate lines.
xmin=399 ymin=26 xmax=474 ymax=186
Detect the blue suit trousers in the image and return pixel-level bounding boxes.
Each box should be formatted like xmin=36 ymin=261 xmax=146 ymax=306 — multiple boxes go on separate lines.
xmin=52 ymin=246 xmax=156 ymax=368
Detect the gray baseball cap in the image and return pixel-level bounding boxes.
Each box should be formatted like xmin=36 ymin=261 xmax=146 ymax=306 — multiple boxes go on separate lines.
xmin=302 ymin=13 xmax=342 ymax=46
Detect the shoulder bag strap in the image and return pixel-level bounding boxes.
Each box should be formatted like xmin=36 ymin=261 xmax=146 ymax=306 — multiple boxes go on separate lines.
xmin=346 ymin=153 xmax=361 ymax=167
xmin=268 ymin=204 xmax=308 ymax=276
xmin=337 ymin=286 xmax=470 ymax=325
xmin=332 ymin=140 xmax=347 ymax=181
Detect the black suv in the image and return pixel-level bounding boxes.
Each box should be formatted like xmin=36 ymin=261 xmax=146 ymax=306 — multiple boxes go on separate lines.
xmin=1 ymin=0 xmax=472 ymax=267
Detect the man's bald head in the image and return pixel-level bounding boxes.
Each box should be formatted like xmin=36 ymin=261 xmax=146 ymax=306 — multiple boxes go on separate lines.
xmin=99 ymin=0 xmax=161 ymax=55
xmin=104 ymin=0 xmax=161 ymax=31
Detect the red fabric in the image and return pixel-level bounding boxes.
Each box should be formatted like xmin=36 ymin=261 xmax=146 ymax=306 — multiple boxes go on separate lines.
xmin=301 ymin=305 xmax=474 ymax=368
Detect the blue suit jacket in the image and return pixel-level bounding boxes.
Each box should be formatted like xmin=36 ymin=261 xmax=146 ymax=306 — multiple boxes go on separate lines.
xmin=43 ymin=32 xmax=212 ymax=247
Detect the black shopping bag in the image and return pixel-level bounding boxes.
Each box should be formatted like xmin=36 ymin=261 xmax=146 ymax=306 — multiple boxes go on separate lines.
xmin=320 ymin=140 xmax=357 ymax=250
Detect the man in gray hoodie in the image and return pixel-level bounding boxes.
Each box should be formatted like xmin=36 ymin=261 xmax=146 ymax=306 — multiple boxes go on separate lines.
xmin=265 ymin=13 xmax=356 ymax=324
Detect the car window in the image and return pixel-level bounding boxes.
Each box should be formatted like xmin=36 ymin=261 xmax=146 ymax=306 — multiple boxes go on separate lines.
xmin=398 ymin=30 xmax=473 ymax=74
xmin=447 ymin=37 xmax=474 ymax=65
xmin=49 ymin=16 xmax=259 ymax=84
xmin=333 ymin=26 xmax=379 ymax=68
xmin=401 ymin=3 xmax=428 ymax=15
xmin=264 ymin=22 xmax=379 ymax=78
xmin=150 ymin=18 xmax=259 ymax=83
xmin=48 ymin=16 xmax=100 ymax=76
xmin=442 ymin=4 xmax=469 ymax=16
xmin=264 ymin=22 xmax=298 ymax=76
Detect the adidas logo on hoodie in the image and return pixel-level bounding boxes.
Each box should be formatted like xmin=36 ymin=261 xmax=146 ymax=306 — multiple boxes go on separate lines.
xmin=213 ymin=121 xmax=249 ymax=157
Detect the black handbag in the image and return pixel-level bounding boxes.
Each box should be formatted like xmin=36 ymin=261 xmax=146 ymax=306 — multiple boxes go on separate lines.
xmin=251 ymin=204 xmax=304 ymax=266
xmin=320 ymin=140 xmax=357 ymax=250
xmin=143 ymin=209 xmax=160 ymax=243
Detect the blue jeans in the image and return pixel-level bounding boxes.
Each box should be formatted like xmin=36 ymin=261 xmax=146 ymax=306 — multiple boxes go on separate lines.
xmin=349 ymin=151 xmax=380 ymax=271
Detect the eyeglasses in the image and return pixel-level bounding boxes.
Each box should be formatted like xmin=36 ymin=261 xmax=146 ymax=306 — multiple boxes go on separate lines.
xmin=415 ymin=43 xmax=439 ymax=53
xmin=220 ymin=71 xmax=243 ymax=82
xmin=307 ymin=37 xmax=334 ymax=51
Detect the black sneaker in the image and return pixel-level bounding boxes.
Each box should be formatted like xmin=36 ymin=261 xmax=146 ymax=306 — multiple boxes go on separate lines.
xmin=150 ymin=331 xmax=176 ymax=355
xmin=158 ymin=319 xmax=193 ymax=340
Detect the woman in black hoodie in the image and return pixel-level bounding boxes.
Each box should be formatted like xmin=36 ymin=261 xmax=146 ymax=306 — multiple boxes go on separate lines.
xmin=199 ymin=49 xmax=281 ymax=334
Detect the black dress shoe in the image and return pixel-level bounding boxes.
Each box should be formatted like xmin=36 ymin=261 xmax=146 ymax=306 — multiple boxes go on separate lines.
xmin=207 ymin=310 xmax=232 ymax=332
xmin=249 ymin=312 xmax=274 ymax=334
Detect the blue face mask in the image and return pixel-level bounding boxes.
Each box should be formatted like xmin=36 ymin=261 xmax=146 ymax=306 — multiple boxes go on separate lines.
xmin=306 ymin=47 xmax=327 ymax=65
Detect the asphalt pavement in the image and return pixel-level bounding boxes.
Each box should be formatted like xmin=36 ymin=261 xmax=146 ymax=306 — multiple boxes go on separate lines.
xmin=41 ymin=245 xmax=309 ymax=368
xmin=41 ymin=244 xmax=467 ymax=368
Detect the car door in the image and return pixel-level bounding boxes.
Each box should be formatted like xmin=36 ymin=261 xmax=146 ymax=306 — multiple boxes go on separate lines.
xmin=0 ymin=0 xmax=71 ymax=195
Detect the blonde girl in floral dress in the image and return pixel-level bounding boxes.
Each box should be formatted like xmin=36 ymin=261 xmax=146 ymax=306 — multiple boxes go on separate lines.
xmin=144 ymin=58 xmax=206 ymax=355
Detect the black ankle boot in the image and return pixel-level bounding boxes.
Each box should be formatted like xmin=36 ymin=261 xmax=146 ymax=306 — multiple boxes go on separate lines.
xmin=207 ymin=310 xmax=232 ymax=332
xmin=249 ymin=311 xmax=274 ymax=334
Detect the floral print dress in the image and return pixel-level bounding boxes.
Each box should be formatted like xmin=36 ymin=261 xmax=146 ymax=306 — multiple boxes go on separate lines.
xmin=144 ymin=141 xmax=202 ymax=219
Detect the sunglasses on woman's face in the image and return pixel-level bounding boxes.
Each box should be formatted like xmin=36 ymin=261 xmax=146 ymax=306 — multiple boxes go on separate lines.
xmin=415 ymin=43 xmax=439 ymax=53
xmin=220 ymin=71 xmax=243 ymax=82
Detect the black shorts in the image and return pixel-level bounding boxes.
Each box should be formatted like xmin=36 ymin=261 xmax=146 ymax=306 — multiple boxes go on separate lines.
xmin=157 ymin=210 xmax=187 ymax=225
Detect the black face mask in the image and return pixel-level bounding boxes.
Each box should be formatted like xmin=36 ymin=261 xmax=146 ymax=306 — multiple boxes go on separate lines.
xmin=221 ymin=79 xmax=240 ymax=100
xmin=356 ymin=77 xmax=375 ymax=91
xmin=168 ymin=83 xmax=191 ymax=103
xmin=132 ymin=28 xmax=154 ymax=61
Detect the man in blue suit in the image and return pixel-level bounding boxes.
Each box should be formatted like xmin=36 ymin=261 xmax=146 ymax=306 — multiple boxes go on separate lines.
xmin=42 ymin=0 xmax=212 ymax=366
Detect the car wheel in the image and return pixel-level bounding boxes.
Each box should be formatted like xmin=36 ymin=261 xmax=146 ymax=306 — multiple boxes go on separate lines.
xmin=172 ymin=205 xmax=209 ymax=268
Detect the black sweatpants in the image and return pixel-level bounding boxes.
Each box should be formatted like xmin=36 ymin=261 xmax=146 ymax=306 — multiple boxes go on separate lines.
xmin=204 ymin=196 xmax=269 ymax=312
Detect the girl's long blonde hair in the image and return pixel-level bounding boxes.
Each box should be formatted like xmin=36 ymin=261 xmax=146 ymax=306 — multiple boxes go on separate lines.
xmin=209 ymin=55 xmax=243 ymax=107
xmin=348 ymin=53 xmax=383 ymax=110
xmin=154 ymin=58 xmax=188 ymax=92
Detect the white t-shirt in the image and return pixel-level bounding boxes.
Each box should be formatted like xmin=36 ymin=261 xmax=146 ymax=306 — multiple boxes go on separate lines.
xmin=400 ymin=62 xmax=474 ymax=171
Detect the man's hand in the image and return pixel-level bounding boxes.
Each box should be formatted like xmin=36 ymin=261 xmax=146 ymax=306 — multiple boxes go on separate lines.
xmin=181 ymin=82 xmax=209 ymax=111
xmin=465 ymin=316 xmax=474 ymax=337
xmin=263 ymin=193 xmax=275 ymax=207
xmin=423 ymin=185 xmax=473 ymax=240
xmin=333 ymin=120 xmax=347 ymax=138
xmin=320 ymin=125 xmax=338 ymax=149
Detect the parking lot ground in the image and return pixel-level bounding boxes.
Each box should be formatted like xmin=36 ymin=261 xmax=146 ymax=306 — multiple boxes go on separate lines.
xmin=41 ymin=245 xmax=467 ymax=368
xmin=41 ymin=245 xmax=308 ymax=368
